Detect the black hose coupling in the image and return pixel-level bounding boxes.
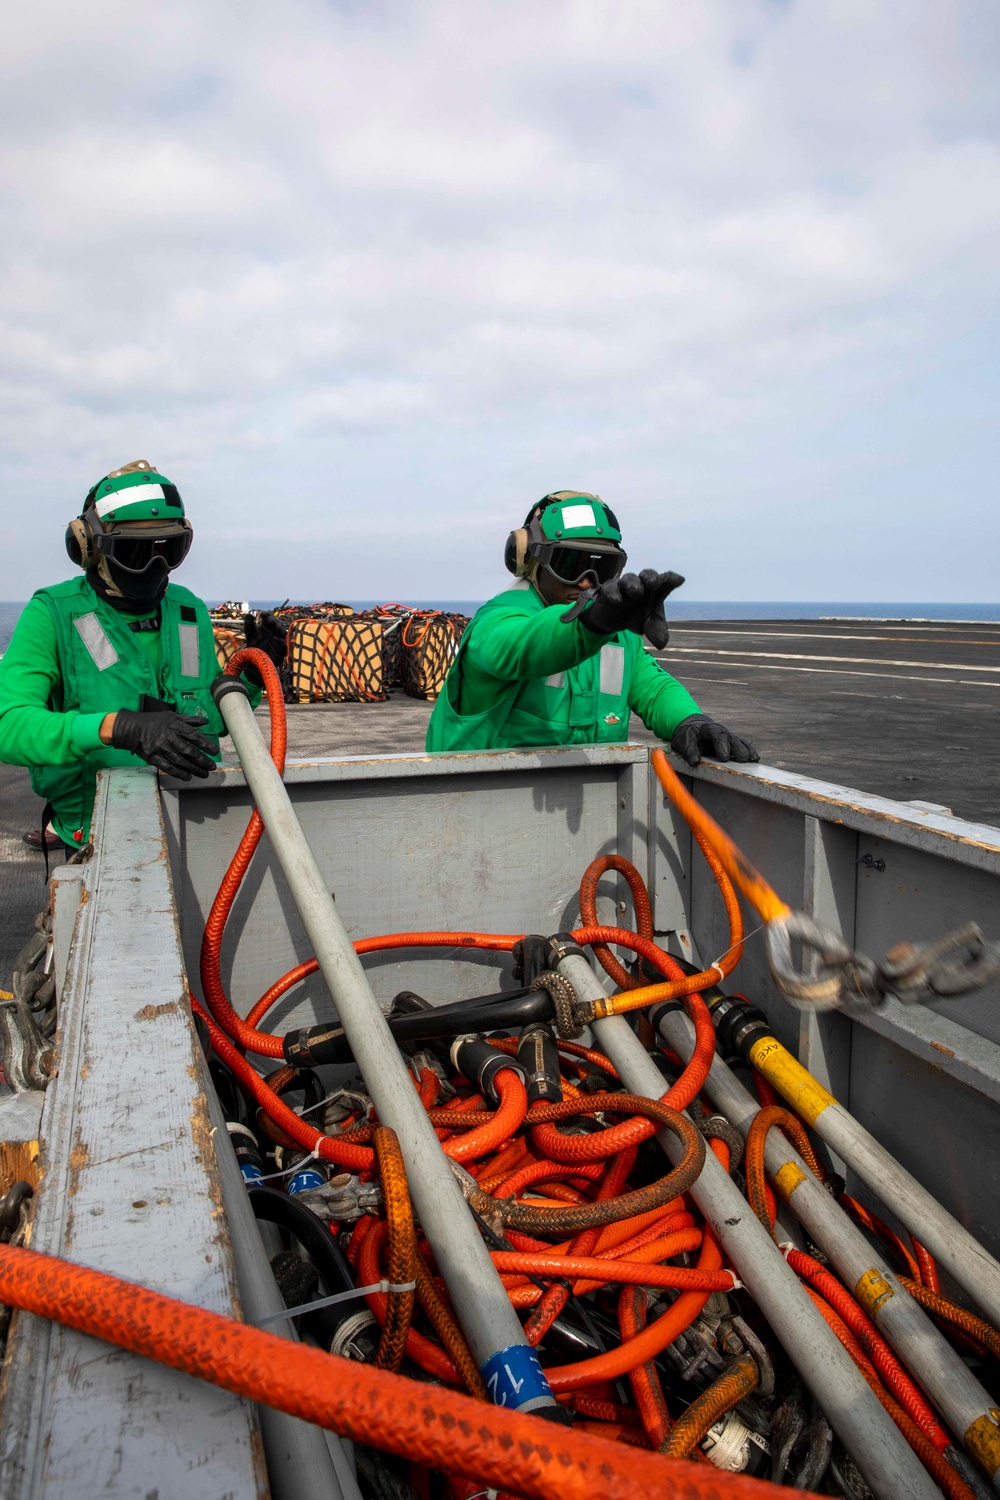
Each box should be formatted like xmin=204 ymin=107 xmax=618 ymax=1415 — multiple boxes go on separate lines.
xmin=283 ymin=1023 xmax=349 ymax=1069
xmin=517 ymin=1023 xmax=563 ymax=1105
xmin=711 ymin=995 xmax=774 ymax=1062
xmin=450 ymin=1033 xmax=526 ymax=1106
xmin=512 ymin=932 xmax=588 ymax=985
xmin=210 ymin=674 xmax=251 ymax=706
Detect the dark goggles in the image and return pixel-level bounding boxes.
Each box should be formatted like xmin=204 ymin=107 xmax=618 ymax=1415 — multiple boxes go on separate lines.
xmin=93 ymin=526 xmax=193 ymax=575
xmin=533 ymin=542 xmax=626 ymax=586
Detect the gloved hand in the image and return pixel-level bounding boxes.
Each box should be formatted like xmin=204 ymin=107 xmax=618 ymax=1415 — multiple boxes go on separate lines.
xmin=241 ymin=611 xmax=288 ymax=686
xmin=565 ymin=569 xmax=685 ymax=649
xmin=111 ymin=709 xmax=216 ymax=781
xmin=671 ymin=714 xmax=759 ymax=768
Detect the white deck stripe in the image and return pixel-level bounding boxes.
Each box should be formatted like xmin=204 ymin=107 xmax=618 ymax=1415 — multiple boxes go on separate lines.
xmin=673 ymin=629 xmax=1000 ymax=648
xmin=665 ymin=646 xmax=1000 ymax=673
xmin=656 ymin=657 xmax=1000 ymax=687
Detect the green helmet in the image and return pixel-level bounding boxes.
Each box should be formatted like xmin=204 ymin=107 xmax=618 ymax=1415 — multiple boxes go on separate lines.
xmin=83 ymin=458 xmax=186 ymax=524
xmin=505 ymin=490 xmax=627 ymax=583
xmin=67 ymin=459 xmax=192 ymax=586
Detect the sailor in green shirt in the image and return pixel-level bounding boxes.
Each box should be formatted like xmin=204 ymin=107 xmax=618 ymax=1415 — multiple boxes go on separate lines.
xmin=427 ymin=491 xmax=758 ymax=764
xmin=0 ymin=460 xmax=287 ymax=852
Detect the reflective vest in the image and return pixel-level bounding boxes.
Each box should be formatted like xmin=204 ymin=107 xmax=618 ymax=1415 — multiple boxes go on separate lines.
xmin=426 ymin=590 xmax=637 ymax=752
xmin=31 ymin=577 xmax=221 ymax=841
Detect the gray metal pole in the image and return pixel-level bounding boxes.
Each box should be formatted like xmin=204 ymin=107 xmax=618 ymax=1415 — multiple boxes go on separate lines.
xmin=213 ymin=682 xmax=555 ymax=1412
xmin=659 ymin=1006 xmax=1000 ymax=1493
xmin=816 ymin=1101 xmax=1000 ymax=1330
xmin=555 ymin=955 xmax=939 ymax=1500
xmin=206 ymin=1072 xmax=360 ymax=1500
xmin=740 ymin=1015 xmax=1000 ymax=1330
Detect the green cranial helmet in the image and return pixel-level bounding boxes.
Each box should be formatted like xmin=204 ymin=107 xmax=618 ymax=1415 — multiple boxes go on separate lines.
xmin=68 ymin=459 xmax=193 ymax=593
xmin=82 ymin=458 xmax=186 ymax=523
xmin=504 ymin=490 xmax=627 ymax=586
xmin=532 ymin=491 xmax=622 ymax=546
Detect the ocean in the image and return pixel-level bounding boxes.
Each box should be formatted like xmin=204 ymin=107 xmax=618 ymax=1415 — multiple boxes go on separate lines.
xmin=2 ymin=598 xmax=998 ymax=656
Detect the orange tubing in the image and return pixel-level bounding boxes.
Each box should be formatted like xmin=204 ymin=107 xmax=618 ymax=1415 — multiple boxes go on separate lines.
xmin=441 ymin=1070 xmax=527 ymax=1163
xmin=619 ymin=1286 xmax=673 ymax=1448
xmin=192 ymin=999 xmax=374 ymax=1171
xmin=838 ymin=1194 xmax=923 ymax=1283
xmin=787 ymin=1249 xmax=950 ymax=1451
xmin=542 ymin=1147 xmax=731 ymax=1393
xmin=650 ymin=747 xmax=790 ymax=925
xmin=494 ymin=1159 xmax=605 ymax=1198
xmin=372 ymin=1127 xmax=417 ymax=1374
xmin=578 ymin=853 xmax=655 ymax=990
xmin=802 ymin=1285 xmax=975 ymax=1500
xmin=524 ymin=1151 xmax=636 ymax=1344
xmin=911 ymin=1239 xmax=941 ymax=1294
xmin=899 ymin=1275 xmax=1000 ymax=1361
xmin=488 ymin=1249 xmax=730 ymax=1294
xmin=199 ymin=648 xmax=288 ymax=1058
xmin=359 ymin=1219 xmax=459 ymax=1385
xmin=743 ymin=1105 xmax=826 ymax=1240
xmin=661 ymin=1355 xmax=759 ymax=1460
xmin=0 ymin=1242 xmax=822 ymax=1500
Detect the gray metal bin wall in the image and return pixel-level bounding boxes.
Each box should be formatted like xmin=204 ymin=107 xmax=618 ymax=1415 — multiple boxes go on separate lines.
xmin=3 ymin=742 xmax=1000 ymax=1497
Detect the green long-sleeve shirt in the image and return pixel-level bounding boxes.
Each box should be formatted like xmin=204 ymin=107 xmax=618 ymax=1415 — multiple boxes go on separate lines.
xmin=0 ymin=583 xmax=257 ymax=843
xmin=426 ymin=581 xmax=700 ymax=751
xmin=0 ymin=596 xmax=161 ymax=767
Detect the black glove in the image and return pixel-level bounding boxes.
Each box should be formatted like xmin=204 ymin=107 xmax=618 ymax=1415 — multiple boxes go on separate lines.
xmin=111 ymin=709 xmax=217 ymax=781
xmin=564 ymin=569 xmax=684 ymax=649
xmin=671 ymin=714 xmax=759 ymax=768
xmin=241 ymin=611 xmax=288 ymax=686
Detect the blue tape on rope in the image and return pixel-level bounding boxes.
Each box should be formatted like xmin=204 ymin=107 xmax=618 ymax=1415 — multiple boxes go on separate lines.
xmin=480 ymin=1343 xmax=553 ymax=1410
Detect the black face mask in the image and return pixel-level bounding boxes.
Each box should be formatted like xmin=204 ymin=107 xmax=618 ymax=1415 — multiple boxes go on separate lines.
xmin=87 ymin=559 xmax=170 ymax=612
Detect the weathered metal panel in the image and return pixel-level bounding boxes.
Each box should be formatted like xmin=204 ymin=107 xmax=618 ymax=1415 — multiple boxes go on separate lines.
xmin=162 ymin=750 xmax=637 ymax=1023
xmin=650 ymin=756 xmax=1000 ymax=1273
xmin=0 ymin=768 xmax=267 ymax=1500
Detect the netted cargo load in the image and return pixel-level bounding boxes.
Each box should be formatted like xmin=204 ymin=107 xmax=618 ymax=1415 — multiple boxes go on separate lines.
xmin=212 ymin=625 xmax=245 ymax=672
xmin=400 ymin=612 xmax=468 ymax=700
xmin=285 ymin=617 xmax=386 ymax=703
xmin=351 ymin=603 xmax=411 ymax=689
xmin=275 ymin=602 xmax=354 ymax=623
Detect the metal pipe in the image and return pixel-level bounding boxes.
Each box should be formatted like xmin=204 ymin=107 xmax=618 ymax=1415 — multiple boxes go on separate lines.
xmin=555 ymin=955 xmax=940 ymax=1500
xmin=739 ymin=1015 xmax=1000 ymax=1330
xmin=214 ymin=683 xmax=555 ymax=1412
xmin=659 ymin=1005 xmax=1000 ymax=1492
xmin=206 ymin=1071 xmax=360 ymax=1500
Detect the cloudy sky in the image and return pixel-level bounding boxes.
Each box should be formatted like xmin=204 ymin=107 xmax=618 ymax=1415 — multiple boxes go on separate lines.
xmin=1 ymin=1 xmax=998 ymax=603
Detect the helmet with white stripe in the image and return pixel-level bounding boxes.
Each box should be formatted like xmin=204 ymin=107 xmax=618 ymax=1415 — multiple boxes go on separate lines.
xmin=83 ymin=459 xmax=186 ymax=523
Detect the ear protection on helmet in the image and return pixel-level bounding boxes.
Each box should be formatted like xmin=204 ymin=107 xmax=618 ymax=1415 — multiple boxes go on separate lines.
xmin=65 ymin=515 xmax=96 ymax=569
xmin=504 ymin=494 xmax=565 ymax=576
xmin=504 ymin=526 xmax=531 ymax=577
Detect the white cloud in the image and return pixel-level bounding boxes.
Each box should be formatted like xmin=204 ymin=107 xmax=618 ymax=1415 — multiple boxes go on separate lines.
xmin=0 ymin=0 xmax=998 ymax=600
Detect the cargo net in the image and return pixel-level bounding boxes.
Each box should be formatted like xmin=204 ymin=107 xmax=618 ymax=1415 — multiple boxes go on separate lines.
xmin=285 ymin=617 xmax=387 ymax=703
xmin=274 ymin=602 xmax=355 ymax=622
xmin=212 ymin=625 xmax=245 ymax=672
xmin=399 ymin=612 xmax=467 ymax=700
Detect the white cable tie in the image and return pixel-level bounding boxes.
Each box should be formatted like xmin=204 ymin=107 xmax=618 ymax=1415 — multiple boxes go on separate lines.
xmin=254 ymin=1141 xmax=330 ymax=1185
xmin=710 ymin=963 xmax=726 ymax=984
xmin=727 ymin=1271 xmax=744 ymax=1291
xmin=255 ymin=1278 xmax=417 ymax=1327
xmin=778 ymin=1241 xmax=796 ymax=1260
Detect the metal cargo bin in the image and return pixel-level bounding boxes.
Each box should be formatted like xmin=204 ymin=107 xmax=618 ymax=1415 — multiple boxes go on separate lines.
xmin=3 ymin=743 xmax=1000 ymax=1496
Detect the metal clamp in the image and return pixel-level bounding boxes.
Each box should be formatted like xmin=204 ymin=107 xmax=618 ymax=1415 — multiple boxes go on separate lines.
xmin=765 ymin=912 xmax=884 ymax=1014
xmin=879 ymin=923 xmax=1000 ymax=1004
xmin=295 ymin=1171 xmax=383 ymax=1223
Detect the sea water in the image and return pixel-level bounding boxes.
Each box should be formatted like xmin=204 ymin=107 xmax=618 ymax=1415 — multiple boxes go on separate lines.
xmin=2 ymin=599 xmax=999 ymax=656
